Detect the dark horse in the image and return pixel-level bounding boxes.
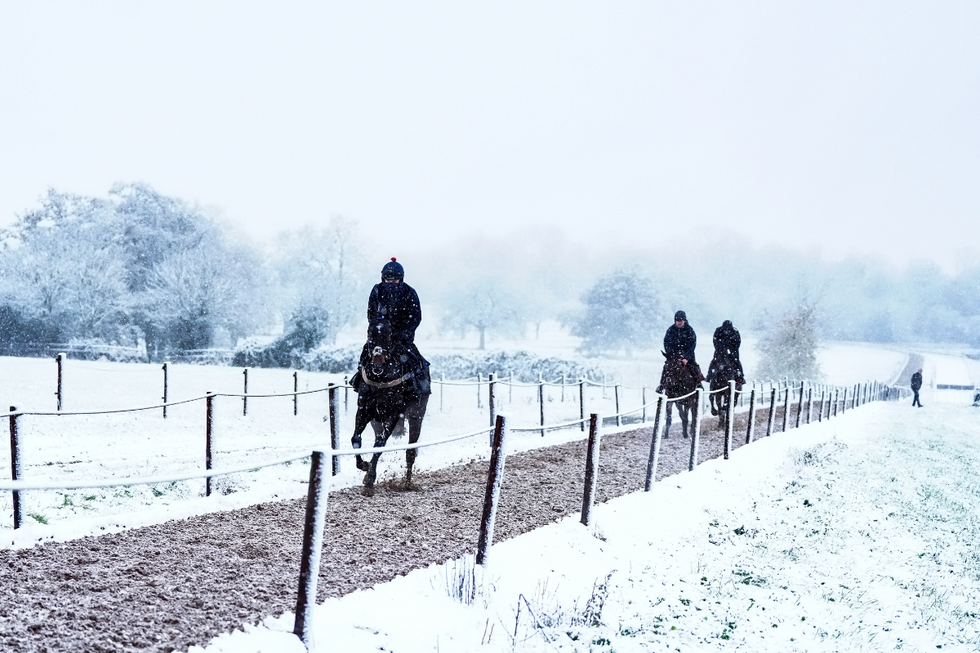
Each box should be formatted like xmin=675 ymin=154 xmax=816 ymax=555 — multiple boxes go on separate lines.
xmin=656 ymin=353 xmax=703 ymax=438
xmin=351 ymin=319 xmax=430 ymax=492
xmin=706 ymin=351 xmax=744 ymax=430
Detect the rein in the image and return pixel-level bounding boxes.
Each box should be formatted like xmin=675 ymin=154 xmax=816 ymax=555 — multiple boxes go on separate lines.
xmin=360 ymin=367 xmax=410 ymax=389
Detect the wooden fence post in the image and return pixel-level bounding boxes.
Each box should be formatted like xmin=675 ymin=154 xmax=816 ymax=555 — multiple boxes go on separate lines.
xmin=162 ymin=362 xmax=169 ymax=419
xmin=242 ymin=368 xmax=248 ymax=416
xmin=489 ymin=373 xmax=497 ymax=428
xmin=561 ymin=374 xmax=566 ymax=402
xmin=293 ymin=372 xmax=299 ymax=416
xmin=644 ymin=396 xmax=664 ymax=491
xmin=795 ymin=384 xmax=804 ymax=429
xmin=614 ymin=385 xmax=621 ymax=427
xmin=745 ymin=388 xmax=756 ymax=444
xmin=55 ymin=352 xmax=65 ymax=412
xmin=328 ymin=385 xmax=341 ymax=476
xmin=724 ymin=380 xmax=736 ymax=459
xmin=782 ymin=387 xmax=790 ymax=432
xmin=538 ymin=379 xmax=545 ymax=437
xmin=766 ymin=388 xmax=776 ymax=438
xmin=581 ymin=413 xmax=602 ymax=527
xmin=205 ymin=392 xmax=214 ymax=497
xmin=689 ymin=388 xmax=703 ymax=471
xmin=477 ymin=415 xmax=508 ymax=566
xmin=477 ymin=373 xmax=483 ymax=410
xmin=343 ymin=376 xmax=349 ymax=413
xmin=9 ymin=408 xmax=22 ymax=529
xmin=806 ymin=387 xmax=813 ymax=424
xmin=293 ymin=449 xmax=329 ymax=647
xmin=833 ymin=388 xmax=839 ymax=417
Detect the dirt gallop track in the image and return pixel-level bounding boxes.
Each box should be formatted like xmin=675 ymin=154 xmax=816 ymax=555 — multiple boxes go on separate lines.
xmin=1 ymin=408 xmax=788 ymax=652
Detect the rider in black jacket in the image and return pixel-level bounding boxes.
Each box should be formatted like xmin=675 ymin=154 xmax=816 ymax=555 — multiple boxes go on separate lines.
xmin=712 ymin=320 xmax=746 ymax=384
xmin=363 ymin=258 xmax=430 ymax=397
xmin=664 ymin=310 xmax=698 ymax=364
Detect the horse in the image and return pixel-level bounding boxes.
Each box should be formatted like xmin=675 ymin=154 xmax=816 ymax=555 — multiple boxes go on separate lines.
xmin=706 ymin=351 xmax=744 ymax=431
xmin=656 ymin=353 xmax=703 ymax=439
xmin=350 ymin=319 xmax=430 ymax=492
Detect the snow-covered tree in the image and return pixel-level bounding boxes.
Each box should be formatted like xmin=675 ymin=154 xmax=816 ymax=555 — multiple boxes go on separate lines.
xmin=271 ymin=216 xmax=368 ymax=348
xmin=440 ymin=281 xmax=527 ymax=350
xmin=755 ymin=296 xmax=821 ymax=381
xmin=570 ymin=269 xmax=665 ymax=356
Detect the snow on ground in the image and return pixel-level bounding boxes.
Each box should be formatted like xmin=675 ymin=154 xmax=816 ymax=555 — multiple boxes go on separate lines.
xmin=4 ymin=336 xmax=979 ymax=651
xmin=195 ymin=394 xmax=980 ymax=653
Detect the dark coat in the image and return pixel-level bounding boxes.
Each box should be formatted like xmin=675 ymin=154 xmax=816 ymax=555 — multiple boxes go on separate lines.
xmin=911 ymin=372 xmax=922 ymax=391
xmin=712 ymin=322 xmax=741 ymax=359
xmin=367 ymin=282 xmax=422 ymax=345
xmin=664 ymin=323 xmax=697 ymax=362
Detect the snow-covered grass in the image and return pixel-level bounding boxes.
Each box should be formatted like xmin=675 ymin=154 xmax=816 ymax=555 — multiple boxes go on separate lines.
xmin=196 ymin=400 xmax=980 ymax=653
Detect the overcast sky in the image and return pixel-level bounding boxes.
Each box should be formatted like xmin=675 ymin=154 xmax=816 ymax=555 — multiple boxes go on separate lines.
xmin=1 ymin=2 xmax=978 ymax=271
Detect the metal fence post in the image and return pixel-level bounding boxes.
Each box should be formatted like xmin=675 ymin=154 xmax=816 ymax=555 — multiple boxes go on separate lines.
xmin=9 ymin=408 xmax=22 ymax=529
xmin=293 ymin=372 xmax=299 ymax=416
xmin=293 ymin=449 xmax=329 ymax=647
xmin=477 ymin=373 xmax=483 ymax=410
xmin=642 ymin=386 xmax=648 ymax=423
xmin=581 ymin=413 xmax=602 ymax=527
xmin=579 ymin=379 xmax=585 ymax=432
xmin=477 ymin=415 xmax=508 ymax=566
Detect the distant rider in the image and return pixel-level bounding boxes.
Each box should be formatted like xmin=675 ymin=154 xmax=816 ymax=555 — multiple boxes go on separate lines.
xmin=664 ymin=310 xmax=698 ymax=365
xmin=711 ymin=320 xmax=746 ymax=385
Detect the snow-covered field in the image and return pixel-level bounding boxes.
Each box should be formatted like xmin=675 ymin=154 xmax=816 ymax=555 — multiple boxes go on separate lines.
xmin=3 ymin=338 xmax=979 ymax=652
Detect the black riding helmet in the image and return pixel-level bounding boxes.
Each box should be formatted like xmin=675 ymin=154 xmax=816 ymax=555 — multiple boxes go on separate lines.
xmin=381 ymin=257 xmax=404 ymax=281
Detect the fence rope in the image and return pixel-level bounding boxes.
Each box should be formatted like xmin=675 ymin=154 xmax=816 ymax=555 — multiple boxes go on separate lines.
xmin=0 ymin=425 xmax=494 ymax=492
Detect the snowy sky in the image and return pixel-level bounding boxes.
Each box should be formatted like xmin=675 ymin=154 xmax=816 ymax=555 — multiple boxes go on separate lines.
xmin=2 ymin=2 xmax=978 ymax=269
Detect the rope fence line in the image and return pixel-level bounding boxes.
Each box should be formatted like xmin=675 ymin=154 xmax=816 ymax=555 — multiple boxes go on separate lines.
xmin=0 ymin=424 xmax=494 ymax=493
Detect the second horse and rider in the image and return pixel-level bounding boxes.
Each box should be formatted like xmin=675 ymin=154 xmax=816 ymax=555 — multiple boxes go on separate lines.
xmin=348 ymin=259 xmax=748 ymax=489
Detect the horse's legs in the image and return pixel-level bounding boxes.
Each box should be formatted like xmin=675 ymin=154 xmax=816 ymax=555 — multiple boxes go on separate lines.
xmin=679 ymin=402 xmax=690 ymax=439
xmin=709 ymin=392 xmax=719 ymax=416
xmin=351 ymin=404 xmax=373 ymax=472
xmin=365 ymin=412 xmax=402 ymax=488
xmin=403 ymin=394 xmax=429 ymax=484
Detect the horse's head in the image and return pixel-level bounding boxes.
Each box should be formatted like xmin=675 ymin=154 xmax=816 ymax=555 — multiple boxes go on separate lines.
xmin=366 ymin=319 xmax=393 ymax=363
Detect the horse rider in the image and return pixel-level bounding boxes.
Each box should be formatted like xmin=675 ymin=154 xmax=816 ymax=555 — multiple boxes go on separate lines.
xmin=712 ymin=320 xmax=746 ymax=385
xmin=664 ymin=310 xmax=698 ymax=366
xmin=365 ymin=257 xmax=430 ymax=395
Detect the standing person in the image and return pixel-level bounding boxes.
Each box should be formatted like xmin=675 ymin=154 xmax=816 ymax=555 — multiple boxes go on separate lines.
xmin=664 ymin=310 xmax=698 ymax=365
xmin=911 ymin=368 xmax=923 ymax=407
xmin=711 ymin=320 xmax=746 ymax=385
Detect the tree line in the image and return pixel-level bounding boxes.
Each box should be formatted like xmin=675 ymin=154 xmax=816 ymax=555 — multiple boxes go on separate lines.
xmin=2 ymin=184 xmax=978 ymax=379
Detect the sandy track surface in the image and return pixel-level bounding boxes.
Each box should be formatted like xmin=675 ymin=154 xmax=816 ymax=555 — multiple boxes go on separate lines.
xmin=1 ymin=408 xmax=787 ymax=653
